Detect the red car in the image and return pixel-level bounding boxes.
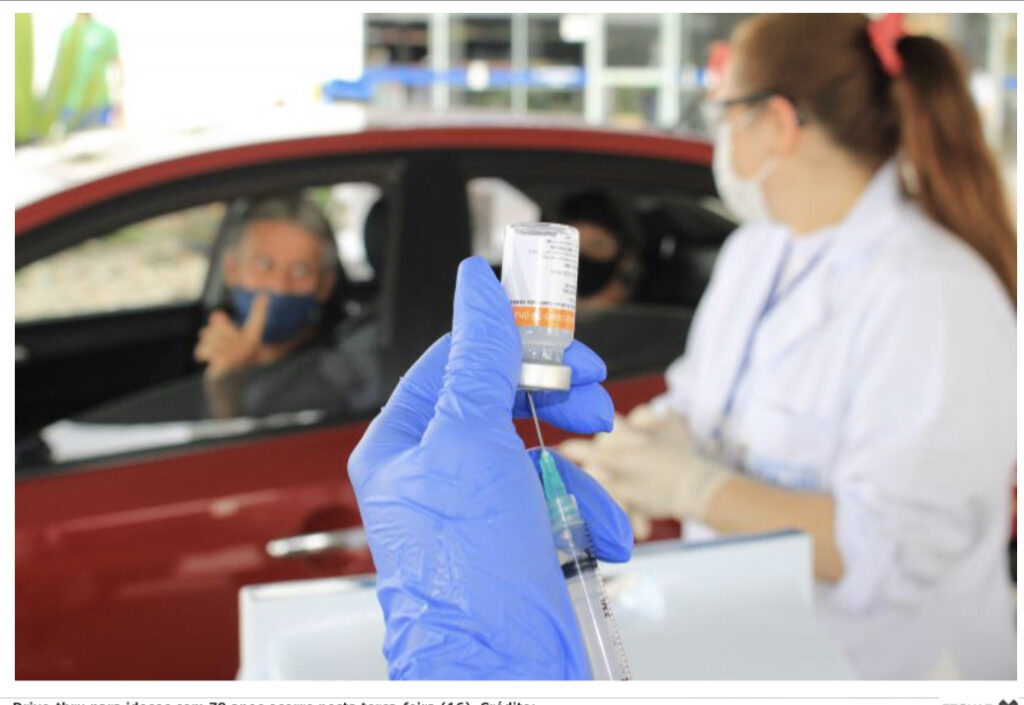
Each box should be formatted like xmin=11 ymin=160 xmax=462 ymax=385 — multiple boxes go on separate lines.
xmin=15 ymin=116 xmax=733 ymax=679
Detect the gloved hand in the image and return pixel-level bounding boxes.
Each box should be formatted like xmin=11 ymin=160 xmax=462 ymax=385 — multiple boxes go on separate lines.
xmin=560 ymin=403 xmax=735 ymax=528
xmin=348 ymin=256 xmax=633 ymax=680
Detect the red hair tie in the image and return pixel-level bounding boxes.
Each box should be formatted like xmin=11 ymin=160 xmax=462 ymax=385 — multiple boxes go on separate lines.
xmin=705 ymin=40 xmax=732 ymax=96
xmin=868 ymin=13 xmax=905 ymax=77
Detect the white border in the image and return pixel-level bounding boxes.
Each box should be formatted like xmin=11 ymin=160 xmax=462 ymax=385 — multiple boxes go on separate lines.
xmin=6 ymin=2 xmax=1021 ymax=700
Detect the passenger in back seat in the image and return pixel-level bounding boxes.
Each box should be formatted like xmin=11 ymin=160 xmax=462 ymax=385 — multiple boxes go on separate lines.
xmin=556 ymin=189 xmax=640 ymax=311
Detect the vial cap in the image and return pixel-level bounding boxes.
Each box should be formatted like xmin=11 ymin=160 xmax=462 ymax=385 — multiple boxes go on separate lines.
xmin=519 ymin=362 xmax=572 ymax=391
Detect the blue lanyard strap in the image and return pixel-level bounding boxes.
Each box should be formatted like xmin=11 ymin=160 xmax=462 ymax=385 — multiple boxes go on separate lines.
xmin=715 ymin=238 xmax=830 ymax=435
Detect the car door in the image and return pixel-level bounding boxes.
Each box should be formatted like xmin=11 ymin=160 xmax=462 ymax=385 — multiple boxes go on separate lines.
xmin=16 ymin=147 xmax=470 ymax=680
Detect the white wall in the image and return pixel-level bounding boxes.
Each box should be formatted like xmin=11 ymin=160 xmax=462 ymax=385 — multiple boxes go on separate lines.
xmin=30 ymin=8 xmax=365 ymax=129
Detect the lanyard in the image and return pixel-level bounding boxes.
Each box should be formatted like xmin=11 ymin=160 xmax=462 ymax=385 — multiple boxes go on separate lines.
xmin=711 ymin=238 xmax=831 ymax=457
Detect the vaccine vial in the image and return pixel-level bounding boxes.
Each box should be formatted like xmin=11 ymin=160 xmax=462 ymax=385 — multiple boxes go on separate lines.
xmin=501 ymin=222 xmax=579 ymax=391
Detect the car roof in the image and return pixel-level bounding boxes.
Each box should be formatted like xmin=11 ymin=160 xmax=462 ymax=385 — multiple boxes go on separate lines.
xmin=16 ymin=106 xmax=711 ymax=234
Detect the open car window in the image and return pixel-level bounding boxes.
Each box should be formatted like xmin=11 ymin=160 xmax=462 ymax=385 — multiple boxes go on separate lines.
xmin=465 ymin=169 xmax=736 ymax=380
xmin=39 ymin=321 xmax=381 ymax=465
xmin=19 ymin=179 xmax=397 ymax=470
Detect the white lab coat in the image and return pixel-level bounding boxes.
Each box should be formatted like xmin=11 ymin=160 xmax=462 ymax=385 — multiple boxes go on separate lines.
xmin=658 ymin=162 xmax=1016 ymax=679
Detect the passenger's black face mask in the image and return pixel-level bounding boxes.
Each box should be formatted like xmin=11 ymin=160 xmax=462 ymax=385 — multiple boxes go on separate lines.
xmin=577 ymin=255 xmax=619 ymax=297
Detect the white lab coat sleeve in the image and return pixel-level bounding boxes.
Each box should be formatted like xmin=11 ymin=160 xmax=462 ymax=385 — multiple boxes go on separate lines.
xmin=827 ymin=267 xmax=1016 ymax=612
xmin=652 ymin=305 xmax=707 ymax=415
xmin=653 ymin=226 xmax=752 ymax=415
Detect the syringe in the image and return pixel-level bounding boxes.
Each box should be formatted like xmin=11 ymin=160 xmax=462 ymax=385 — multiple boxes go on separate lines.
xmin=526 ymin=392 xmax=632 ymax=681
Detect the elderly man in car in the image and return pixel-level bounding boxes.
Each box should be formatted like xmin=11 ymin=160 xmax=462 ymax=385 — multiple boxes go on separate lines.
xmin=194 ymin=195 xmax=339 ymax=379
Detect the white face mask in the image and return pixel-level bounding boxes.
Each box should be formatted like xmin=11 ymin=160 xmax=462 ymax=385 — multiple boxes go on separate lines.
xmin=711 ymin=121 xmax=777 ymax=223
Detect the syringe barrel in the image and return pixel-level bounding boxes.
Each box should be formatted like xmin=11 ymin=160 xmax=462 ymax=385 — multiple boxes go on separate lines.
xmin=552 ymin=514 xmax=631 ymax=680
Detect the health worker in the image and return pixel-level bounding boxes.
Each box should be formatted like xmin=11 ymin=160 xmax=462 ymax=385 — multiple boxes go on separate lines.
xmin=562 ymin=13 xmax=1016 ymax=679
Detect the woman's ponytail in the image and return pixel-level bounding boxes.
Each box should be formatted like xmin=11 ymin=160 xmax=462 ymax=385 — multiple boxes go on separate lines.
xmin=733 ymin=14 xmax=1016 ymax=305
xmin=894 ymin=35 xmax=1016 ymax=304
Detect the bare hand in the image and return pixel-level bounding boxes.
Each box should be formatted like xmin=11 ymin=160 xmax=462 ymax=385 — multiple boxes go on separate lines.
xmin=194 ymin=293 xmax=269 ymax=379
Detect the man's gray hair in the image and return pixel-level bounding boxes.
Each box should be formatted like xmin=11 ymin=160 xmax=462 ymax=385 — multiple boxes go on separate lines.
xmin=231 ymin=194 xmax=340 ymax=272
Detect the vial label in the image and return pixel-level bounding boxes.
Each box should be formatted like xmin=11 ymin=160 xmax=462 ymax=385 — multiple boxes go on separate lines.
xmin=502 ymin=224 xmax=578 ymax=331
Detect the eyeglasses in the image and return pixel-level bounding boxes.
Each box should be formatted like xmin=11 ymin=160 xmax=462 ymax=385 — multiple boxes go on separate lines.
xmin=700 ymin=90 xmax=809 ymax=129
xmin=246 ymin=253 xmax=318 ymax=282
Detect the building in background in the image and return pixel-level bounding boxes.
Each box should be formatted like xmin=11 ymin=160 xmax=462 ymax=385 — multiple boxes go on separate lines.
xmin=17 ymin=11 xmax=1016 ymax=173
xmin=361 ymin=12 xmax=1016 ymax=163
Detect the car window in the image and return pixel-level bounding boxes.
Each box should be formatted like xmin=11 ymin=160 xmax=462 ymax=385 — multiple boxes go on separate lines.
xmin=20 ymin=179 xmax=397 ymax=470
xmin=15 ymin=202 xmax=224 ymax=323
xmin=312 ymin=181 xmax=383 ymax=283
xmin=465 ymin=171 xmax=735 ymax=379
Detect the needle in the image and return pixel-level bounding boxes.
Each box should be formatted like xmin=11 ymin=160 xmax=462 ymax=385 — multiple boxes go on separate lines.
xmin=528 ymin=387 xmax=544 ymax=448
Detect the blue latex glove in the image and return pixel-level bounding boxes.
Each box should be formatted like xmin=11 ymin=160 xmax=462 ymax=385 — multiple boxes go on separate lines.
xmin=348 ymin=256 xmax=633 ymax=680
